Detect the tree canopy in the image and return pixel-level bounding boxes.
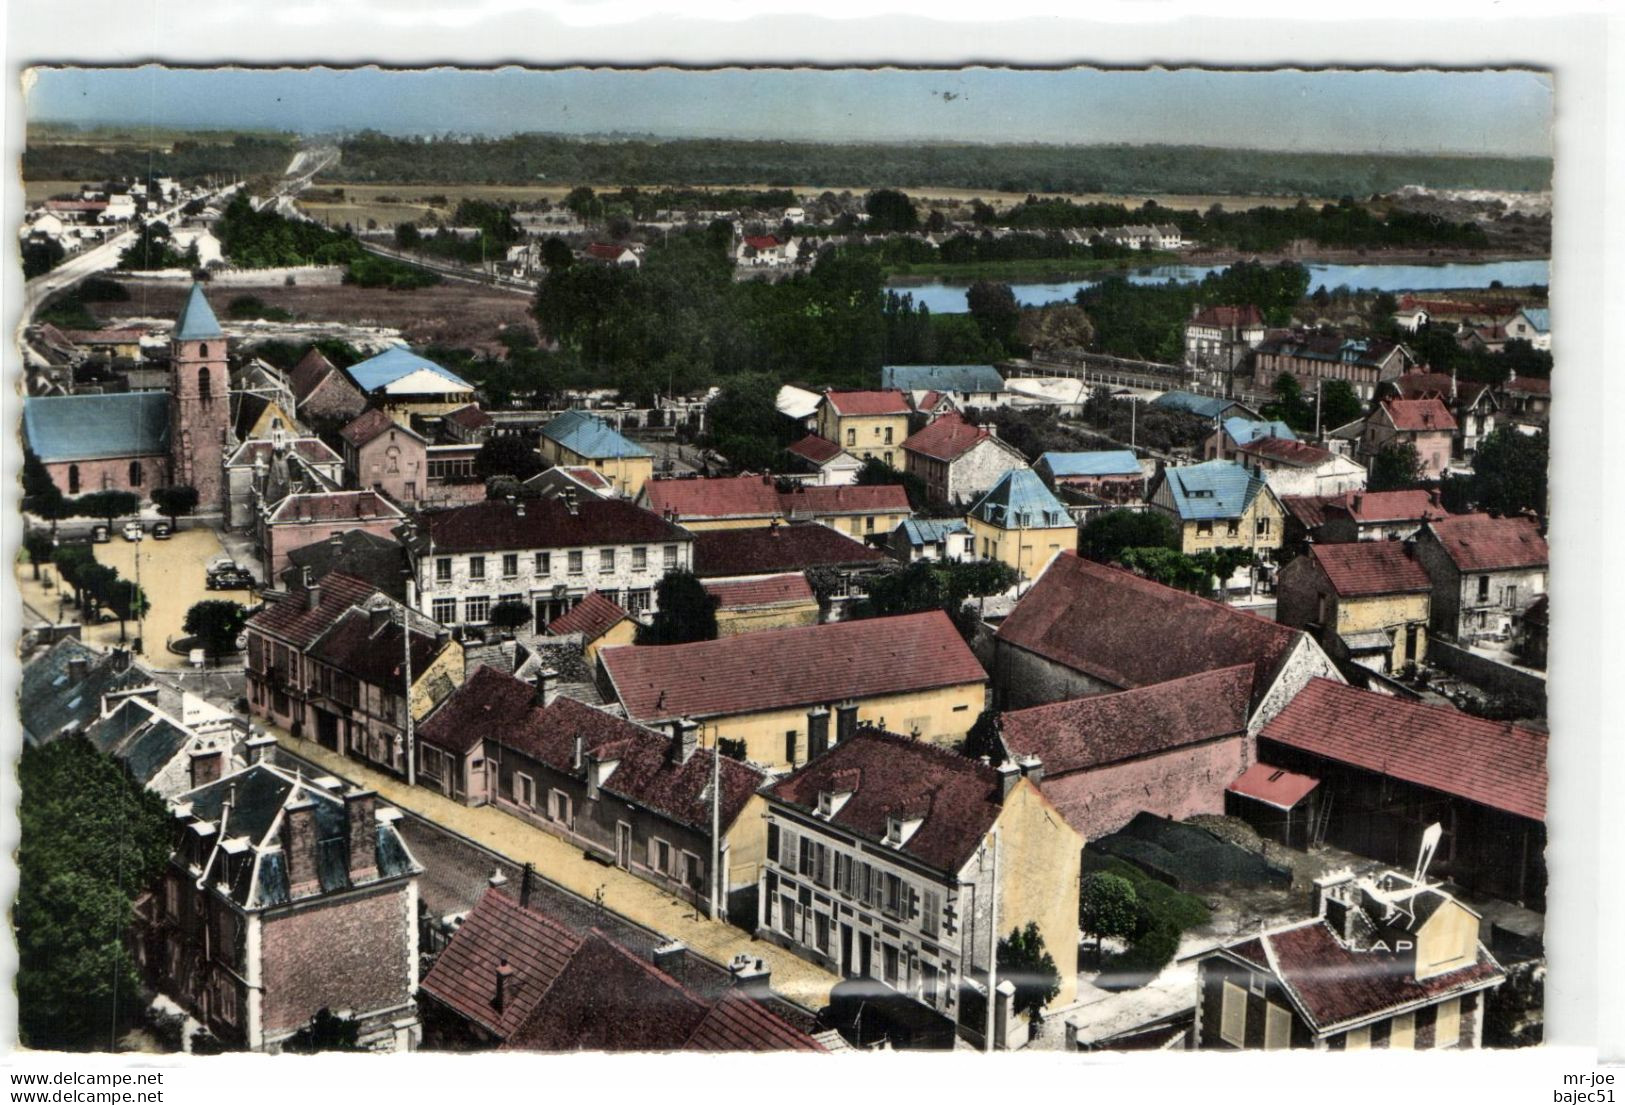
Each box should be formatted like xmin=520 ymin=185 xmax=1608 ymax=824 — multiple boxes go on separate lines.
xmin=1079 ymin=872 xmax=1139 ymax=954
xmin=184 ymin=600 xmax=249 ymax=657
xmin=1369 ymin=441 xmax=1424 ymax=492
xmin=1467 ymin=427 xmax=1548 ymax=518
xmin=635 ymin=571 xmax=719 ymax=646
xmin=998 ymin=922 xmax=1062 ymax=1020
xmin=151 ymin=485 xmax=199 ymax=526
xmin=474 ymin=433 xmax=545 ymax=483
xmin=1078 ymin=509 xmax=1179 ymax=563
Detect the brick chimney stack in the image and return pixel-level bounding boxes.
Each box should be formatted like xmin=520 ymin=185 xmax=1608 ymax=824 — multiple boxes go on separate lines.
xmin=282 ymin=793 xmax=322 ymax=897
xmin=493 ymin=958 xmax=515 ymax=1012
xmin=997 ymin=760 xmax=1021 ymax=801
xmin=344 ymin=788 xmax=378 ymax=883
xmin=670 ymin=718 xmax=699 ymax=765
xmin=67 ymin=657 xmax=89 ymax=684
xmin=533 ymin=668 xmax=559 ymax=708
xmin=245 ymin=733 xmax=278 ymax=765
xmin=188 ymin=745 xmax=226 ymax=790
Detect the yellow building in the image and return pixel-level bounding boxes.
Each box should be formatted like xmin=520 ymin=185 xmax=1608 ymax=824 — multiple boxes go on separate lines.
xmin=545 ymin=590 xmax=637 ymax=664
xmin=539 ymin=409 xmax=654 ymax=499
xmin=815 ymin=390 xmax=912 ymax=467
xmin=598 ymin=610 xmax=989 ymax=773
xmin=757 ymin=729 xmax=1082 ymax=1036
xmin=703 ymin=574 xmax=822 ymax=637
xmin=1149 ymin=459 xmax=1287 ymax=558
xmin=1277 ymin=541 xmax=1432 ymax=673
xmin=965 ymin=468 xmax=1078 ymax=580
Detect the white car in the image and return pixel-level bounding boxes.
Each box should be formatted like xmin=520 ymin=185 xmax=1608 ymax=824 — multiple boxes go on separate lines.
xmin=121 ymin=522 xmax=144 ymax=542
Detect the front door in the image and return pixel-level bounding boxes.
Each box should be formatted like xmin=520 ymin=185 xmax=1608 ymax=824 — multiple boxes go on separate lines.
xmin=616 ymin=822 xmax=632 ymax=869
xmin=840 ymin=923 xmax=854 ymax=978
xmin=859 ymin=932 xmax=872 ymax=978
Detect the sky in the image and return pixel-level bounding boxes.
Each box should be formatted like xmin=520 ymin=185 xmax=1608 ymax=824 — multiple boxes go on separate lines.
xmin=26 ymin=66 xmax=1553 ymax=157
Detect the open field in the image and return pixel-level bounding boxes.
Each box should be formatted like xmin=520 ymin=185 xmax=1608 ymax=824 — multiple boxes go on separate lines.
xmin=90 ymin=276 xmax=535 ymax=352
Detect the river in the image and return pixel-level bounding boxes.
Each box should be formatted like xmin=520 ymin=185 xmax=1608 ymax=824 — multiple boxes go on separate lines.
xmin=891 ymin=258 xmax=1551 ymax=314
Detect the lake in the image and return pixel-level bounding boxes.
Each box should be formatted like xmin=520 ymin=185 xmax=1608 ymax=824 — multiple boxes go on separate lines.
xmin=891 ymin=258 xmax=1552 ymax=314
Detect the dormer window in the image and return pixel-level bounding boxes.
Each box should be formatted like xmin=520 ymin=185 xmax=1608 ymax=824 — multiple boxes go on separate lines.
xmin=817 ymin=789 xmax=853 ymax=819
xmin=885 ymin=814 xmax=924 ymax=848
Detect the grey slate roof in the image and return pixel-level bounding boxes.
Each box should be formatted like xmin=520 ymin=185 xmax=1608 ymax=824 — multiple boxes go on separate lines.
xmin=23 ymin=392 xmax=170 ymax=462
xmin=540 ymin=409 xmax=652 ymax=459
xmin=967 ymin=468 xmax=1071 ymax=529
xmin=174 ymin=283 xmax=223 ymax=341
xmin=881 ymin=364 xmax=1006 ymax=393
xmin=20 ymin=641 xmax=154 ymax=747
xmin=86 ymin=697 xmax=196 ymax=790
xmin=282 ymin=530 xmax=411 ymax=602
xmin=1156 ymin=460 xmax=1269 ymax=522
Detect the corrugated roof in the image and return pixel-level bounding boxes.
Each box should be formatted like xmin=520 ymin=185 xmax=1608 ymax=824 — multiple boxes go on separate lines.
xmin=1260 ymin=678 xmax=1546 ymax=821
xmin=540 ymin=409 xmax=652 ymax=460
xmin=1038 ymin=450 xmax=1142 ymax=478
xmin=1226 ymin=763 xmax=1319 ymax=811
xmin=881 ymin=364 xmax=1005 ymax=394
xmin=602 ymin=610 xmax=985 ymax=723
xmin=347 ymin=346 xmax=473 ymax=393
xmin=1308 ymin=541 xmax=1432 ymax=597
xmin=24 ymin=392 xmax=170 ymax=462
xmin=1158 ymin=460 xmax=1268 ymax=521
xmin=1000 ymin=666 xmax=1252 ymax=776
xmin=173 ymin=283 xmax=223 ymax=341
xmin=967 ymin=468 xmax=1070 ymax=529
xmin=1423 ymin=513 xmax=1548 ymax=573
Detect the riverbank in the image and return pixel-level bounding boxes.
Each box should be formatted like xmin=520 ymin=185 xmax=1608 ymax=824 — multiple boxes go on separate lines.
xmin=882 ymin=252 xmax=1178 ymax=284
xmin=1183 ymin=246 xmax=1550 ymax=270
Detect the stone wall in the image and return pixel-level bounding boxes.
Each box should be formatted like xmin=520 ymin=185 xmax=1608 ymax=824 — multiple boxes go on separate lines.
xmin=1427 ymin=638 xmax=1547 ymax=712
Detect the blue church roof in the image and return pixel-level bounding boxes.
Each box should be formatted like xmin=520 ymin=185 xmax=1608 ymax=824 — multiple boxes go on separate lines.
xmin=173 ymin=283 xmax=223 ymax=341
xmin=540 ymin=409 xmax=651 ymax=460
xmin=1158 ymin=460 xmax=1269 ymax=521
xmin=24 ymin=392 xmax=171 ymax=463
xmin=1037 ymin=450 xmax=1142 ymax=478
xmin=346 ymin=346 xmax=473 ymax=392
xmin=968 ymin=468 xmax=1070 ymax=530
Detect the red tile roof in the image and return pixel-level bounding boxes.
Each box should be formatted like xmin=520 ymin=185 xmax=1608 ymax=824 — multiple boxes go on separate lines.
xmin=692 ymin=523 xmax=888 ymax=578
xmin=417 ymin=498 xmax=687 ymax=554
xmin=1259 ymin=678 xmax=1546 ymax=821
xmin=1230 ymin=919 xmax=1503 ymax=1033
xmin=999 ymin=666 xmax=1251 ymax=776
xmin=601 ymin=610 xmax=985 ymax=723
xmin=1326 ymin=489 xmax=1445 ymax=525
xmin=288 ymin=347 xmax=340 ymax=404
xmin=703 ymin=573 xmax=816 ymax=610
xmin=546 ymin=591 xmax=630 ymax=642
xmin=1235 ymin=436 xmax=1336 ymax=467
xmin=779 ymin=483 xmax=910 ymax=518
xmin=785 ymin=435 xmax=845 ymax=465
xmin=339 ymin=407 xmax=419 ymax=447
xmin=823 ymin=389 xmax=910 ymax=417
xmin=1502 ymin=375 xmax=1551 ymax=396
xmin=1423 ymin=513 xmax=1548 ymax=572
xmin=684 ymin=989 xmax=825 ymax=1052
xmin=1226 ymin=763 xmax=1319 ymax=810
xmin=421 ymin=667 xmax=767 ymax=831
xmin=62 ymin=328 xmax=145 ymax=344
xmin=444 ymin=403 xmax=494 ymax=429
xmin=643 ymin=475 xmax=783 ymax=520
xmin=1385 ymin=372 xmax=1493 ymax=407
xmin=901 ymin=412 xmax=994 ymax=462
xmin=584 ymin=241 xmax=633 ymax=260
xmin=556 ymin=465 xmax=612 ymax=490
xmin=764 ymin=728 xmax=1015 ymax=872
xmin=266 ymin=490 xmax=403 ymax=525
xmin=307 ymin=605 xmax=450 ymax=689
xmin=417 ymin=888 xmax=583 ymax=1040
xmin=1189 ymin=304 xmax=1263 ymax=328
xmin=1281 ymin=495 xmax=1334 ymax=530
xmin=996 ymin=553 xmax=1304 ymax=708
xmin=743 ymin=235 xmax=782 ymax=251
xmin=1379 ymin=397 xmax=1457 ymax=433
xmin=1307 ymin=541 xmax=1432 ymax=597
xmin=248 ymin=573 xmax=380 ymax=649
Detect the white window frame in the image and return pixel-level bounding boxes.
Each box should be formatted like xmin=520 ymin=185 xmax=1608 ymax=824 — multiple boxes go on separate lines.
xmin=535 ymin=551 xmax=552 ymax=575
xmin=516 ymin=772 xmax=535 ymax=808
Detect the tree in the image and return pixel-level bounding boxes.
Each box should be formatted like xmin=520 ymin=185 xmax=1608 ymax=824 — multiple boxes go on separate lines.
xmin=1262 ymin=372 xmax=1312 ymax=433
xmin=52 ymin=545 xmax=97 ymax=607
xmin=1469 ymin=427 xmax=1548 ymax=518
xmin=1078 ymin=509 xmax=1179 ymax=563
xmin=705 ymin=374 xmax=789 ymax=473
xmin=393 ymin=222 xmax=422 ymax=250
xmin=541 ymin=235 xmax=574 ymax=272
xmin=966 ymin=281 xmax=1022 ymax=352
xmin=1316 ymin=379 xmax=1363 ymax=431
xmin=283 ymin=1008 xmax=364 ymax=1054
xmin=1079 ymin=872 xmax=1139 ymax=956
xmin=17 ymin=735 xmax=172 ymax=1050
xmin=1118 ymin=546 xmax=1211 ymax=593
xmin=73 ymin=490 xmax=142 ymax=527
xmin=864 ymin=188 xmax=918 ymax=233
xmin=150 ymin=485 xmax=199 ymax=528
xmin=488 ymin=599 xmax=533 ymax=634
xmin=1369 ymin=441 xmax=1423 ymax=492
xmin=636 ymin=571 xmax=719 ymax=645
xmin=24 ymin=528 xmax=56 ymax=582
xmin=474 ymin=434 xmax=544 ymax=482
xmin=184 ymin=600 xmax=249 ymax=658
xmin=997 ymin=922 xmax=1061 ymax=1020
xmin=960 ymin=709 xmax=1006 ymax=765
xmin=22 ymin=236 xmax=66 ymax=279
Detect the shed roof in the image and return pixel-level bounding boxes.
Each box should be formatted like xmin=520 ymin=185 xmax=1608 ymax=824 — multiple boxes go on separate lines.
xmin=1226 ymin=762 xmax=1320 ymax=811
xmin=347 ymin=346 xmax=473 ymax=394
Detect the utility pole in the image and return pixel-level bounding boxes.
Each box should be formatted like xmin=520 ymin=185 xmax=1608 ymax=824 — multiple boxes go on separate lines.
xmin=400 ymin=600 xmax=416 ymax=787
xmin=709 ymin=731 xmax=721 ymax=921
xmin=984 ymin=826 xmax=1001 ymax=1053
xmin=1315 ymin=378 xmax=1324 ymax=441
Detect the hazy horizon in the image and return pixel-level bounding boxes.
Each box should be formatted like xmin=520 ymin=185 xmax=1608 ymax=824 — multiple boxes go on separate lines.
xmin=26 ymin=66 xmax=1553 ymax=159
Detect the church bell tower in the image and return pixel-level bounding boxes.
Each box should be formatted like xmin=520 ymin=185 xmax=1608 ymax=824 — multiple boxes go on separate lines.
xmin=169 ymin=283 xmax=229 ymax=512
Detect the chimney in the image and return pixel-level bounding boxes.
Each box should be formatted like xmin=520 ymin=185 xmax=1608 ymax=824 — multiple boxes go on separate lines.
xmin=304 ymin=568 xmax=322 ymax=611
xmin=532 ymin=668 xmax=559 ymax=707
xmin=728 ymin=954 xmax=772 ymax=1000
xmin=328 ymin=532 xmax=343 ymax=549
xmin=188 ymin=745 xmax=226 ymax=789
xmin=245 ymin=733 xmax=278 ymax=765
xmin=997 ymin=760 xmax=1021 ymax=801
xmin=109 ymin=647 xmax=133 ymax=674
xmin=493 ymin=958 xmax=516 ymax=1013
xmin=572 ymin=734 xmax=585 ymax=772
xmin=67 ymin=657 xmax=89 ymax=684
xmin=670 ymin=718 xmax=699 ymax=766
xmin=769 ymin=518 xmax=780 ymax=537
xmin=281 ymin=794 xmax=321 ymax=898
xmin=344 ymin=788 xmax=378 ymax=883
xmin=1018 ymin=754 xmax=1044 ymax=786
xmin=652 ymin=940 xmax=687 ymax=976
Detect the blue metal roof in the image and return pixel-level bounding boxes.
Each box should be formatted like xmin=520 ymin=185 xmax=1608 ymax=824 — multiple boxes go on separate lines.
xmin=173 ymin=283 xmax=223 ymax=340
xmin=347 ymin=346 xmax=472 ymax=392
xmin=881 ymin=364 xmax=1006 ymax=393
xmin=1223 ymin=418 xmax=1298 ymax=446
xmin=541 ymin=409 xmax=652 ymax=460
xmin=24 ymin=392 xmax=170 ymax=463
xmin=1519 ymin=307 xmax=1550 ymax=333
xmin=968 ymin=468 xmax=1071 ymax=529
xmin=1037 ymin=450 xmax=1141 ymax=478
xmin=1159 ymin=460 xmax=1268 ymax=521
xmin=896 ymin=517 xmax=968 ymax=547
xmin=1150 ymin=391 xmax=1249 ymax=420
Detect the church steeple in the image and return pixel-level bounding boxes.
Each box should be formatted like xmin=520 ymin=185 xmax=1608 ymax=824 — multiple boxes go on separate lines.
xmin=169 ymin=283 xmax=229 ymax=513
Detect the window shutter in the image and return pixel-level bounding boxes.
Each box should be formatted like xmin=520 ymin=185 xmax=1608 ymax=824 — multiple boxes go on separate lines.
xmin=647 ymin=836 xmax=658 ymax=869
xmin=909 ymin=886 xmax=919 ymax=919
xmin=923 ymin=889 xmax=940 ymax=936
xmin=782 ymin=828 xmax=797 ymax=868
xmin=1220 ymin=981 xmax=1247 ymax=1047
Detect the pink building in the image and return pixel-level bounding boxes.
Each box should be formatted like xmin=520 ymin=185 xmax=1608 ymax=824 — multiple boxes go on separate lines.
xmin=257 ymin=490 xmax=405 ymax=576
xmin=1360 ymin=398 xmax=1458 ymax=480
xmin=340 ymin=408 xmax=428 ymax=505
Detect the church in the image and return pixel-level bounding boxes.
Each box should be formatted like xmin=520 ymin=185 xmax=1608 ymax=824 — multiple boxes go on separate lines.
xmin=23 ymin=283 xmax=230 ymax=511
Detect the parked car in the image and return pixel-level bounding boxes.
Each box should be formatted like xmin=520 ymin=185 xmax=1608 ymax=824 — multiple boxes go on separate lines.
xmin=122 ymin=521 xmax=144 ymax=542
xmin=206 ymin=568 xmax=258 ymax=591
xmin=91 ymin=524 xmax=111 ymax=543
xmin=152 ymin=522 xmax=173 ymax=540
